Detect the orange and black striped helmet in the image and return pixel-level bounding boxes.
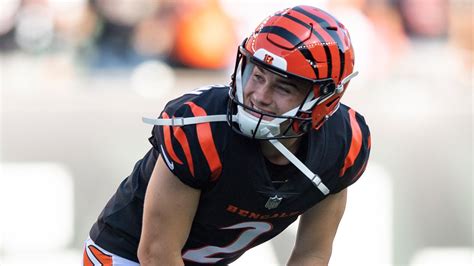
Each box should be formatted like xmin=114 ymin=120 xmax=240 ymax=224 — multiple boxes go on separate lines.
xmin=228 ymin=5 xmax=358 ymax=139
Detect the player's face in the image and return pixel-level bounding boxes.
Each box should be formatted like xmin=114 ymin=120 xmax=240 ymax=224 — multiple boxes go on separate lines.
xmin=243 ymin=66 xmax=310 ymax=120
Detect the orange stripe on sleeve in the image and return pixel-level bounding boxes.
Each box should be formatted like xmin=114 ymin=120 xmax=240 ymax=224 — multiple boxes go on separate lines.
xmin=185 ymin=102 xmax=222 ymax=181
xmin=88 ymin=245 xmax=113 ymax=266
xmin=173 ymin=125 xmax=195 ymax=177
xmin=162 ymin=112 xmax=183 ymax=164
xmin=352 ymin=134 xmax=371 ymax=181
xmin=83 ymin=247 xmax=94 ymax=266
xmin=339 ymin=109 xmax=362 ymax=177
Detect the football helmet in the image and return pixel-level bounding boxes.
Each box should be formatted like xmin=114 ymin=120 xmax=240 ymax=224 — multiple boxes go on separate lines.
xmin=227 ymin=5 xmax=358 ymax=139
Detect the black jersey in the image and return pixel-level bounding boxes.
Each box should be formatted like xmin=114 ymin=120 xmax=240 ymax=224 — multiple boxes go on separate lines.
xmin=90 ymin=85 xmax=371 ymax=265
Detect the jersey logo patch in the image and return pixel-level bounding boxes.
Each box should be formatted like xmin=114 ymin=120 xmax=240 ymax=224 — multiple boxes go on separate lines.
xmin=265 ymin=195 xmax=283 ymax=210
xmin=160 ymin=144 xmax=174 ymax=170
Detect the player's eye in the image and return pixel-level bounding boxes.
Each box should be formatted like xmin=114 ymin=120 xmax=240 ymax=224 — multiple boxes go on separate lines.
xmin=253 ymin=74 xmax=265 ymax=83
xmin=275 ymin=86 xmax=291 ymax=94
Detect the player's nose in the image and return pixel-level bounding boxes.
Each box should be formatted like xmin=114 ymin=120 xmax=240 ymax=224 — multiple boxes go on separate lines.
xmin=253 ymin=84 xmax=273 ymax=106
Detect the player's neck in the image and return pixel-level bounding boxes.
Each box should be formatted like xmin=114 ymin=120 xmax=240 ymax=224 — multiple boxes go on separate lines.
xmin=260 ymin=137 xmax=302 ymax=165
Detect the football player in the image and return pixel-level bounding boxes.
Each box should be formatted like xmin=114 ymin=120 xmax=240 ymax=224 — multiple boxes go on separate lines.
xmin=84 ymin=5 xmax=371 ymax=266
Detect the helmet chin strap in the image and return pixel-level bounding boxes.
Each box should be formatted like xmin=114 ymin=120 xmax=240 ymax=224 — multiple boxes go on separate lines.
xmin=336 ymin=71 xmax=359 ymax=93
xmin=142 ymin=115 xmax=330 ymax=196
xmin=267 ymin=134 xmax=330 ymax=195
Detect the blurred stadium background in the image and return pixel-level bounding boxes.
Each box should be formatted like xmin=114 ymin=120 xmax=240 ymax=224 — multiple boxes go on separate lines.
xmin=0 ymin=0 xmax=472 ymax=265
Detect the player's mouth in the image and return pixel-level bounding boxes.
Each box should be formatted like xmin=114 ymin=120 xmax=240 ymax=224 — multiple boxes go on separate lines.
xmin=247 ymin=101 xmax=276 ymax=121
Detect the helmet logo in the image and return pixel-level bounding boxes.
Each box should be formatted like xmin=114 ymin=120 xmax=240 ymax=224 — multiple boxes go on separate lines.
xmin=264 ymin=54 xmax=274 ymax=65
xmin=254 ymin=49 xmax=287 ymax=70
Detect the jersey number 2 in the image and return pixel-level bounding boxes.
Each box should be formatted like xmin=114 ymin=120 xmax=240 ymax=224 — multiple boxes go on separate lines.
xmin=182 ymin=221 xmax=272 ymax=263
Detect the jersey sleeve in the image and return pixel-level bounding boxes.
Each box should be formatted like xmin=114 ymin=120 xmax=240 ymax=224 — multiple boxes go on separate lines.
xmin=148 ymin=100 xmax=223 ymax=189
xmin=332 ymin=108 xmax=371 ymax=193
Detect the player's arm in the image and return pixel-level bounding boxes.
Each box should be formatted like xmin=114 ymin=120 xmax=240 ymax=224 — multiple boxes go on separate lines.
xmin=137 ymin=155 xmax=201 ymax=266
xmin=287 ymin=188 xmax=347 ymax=266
